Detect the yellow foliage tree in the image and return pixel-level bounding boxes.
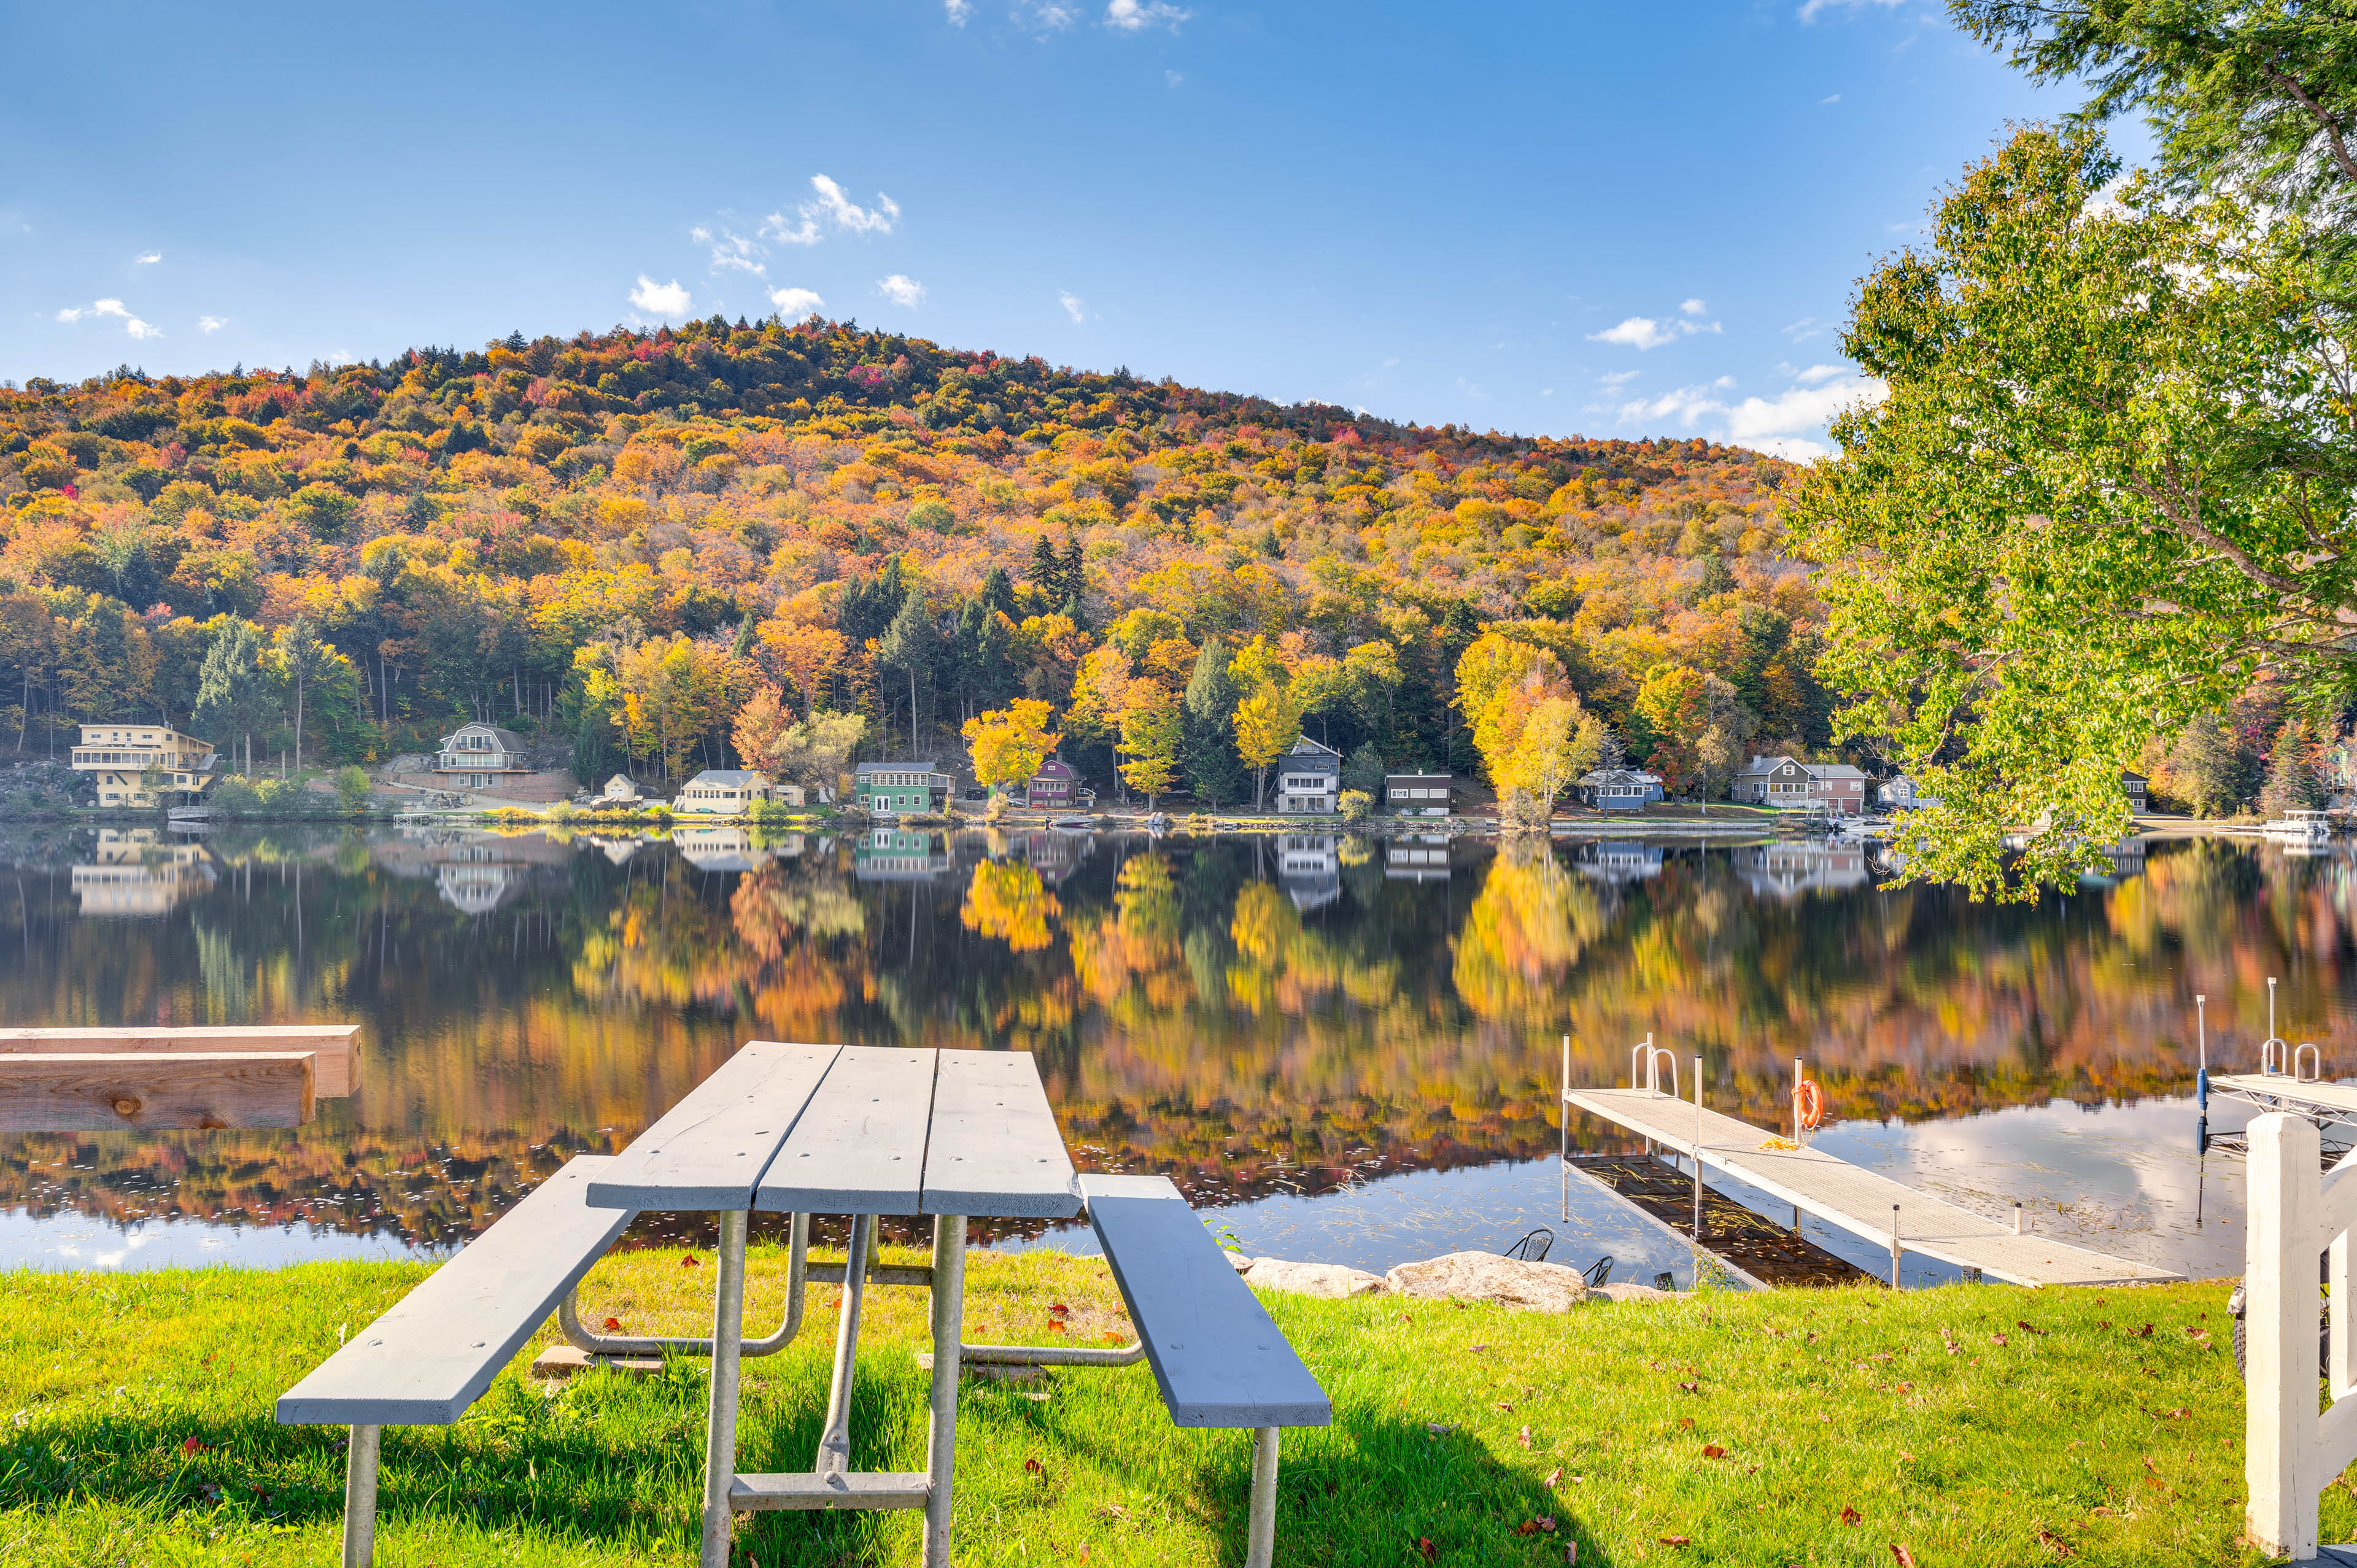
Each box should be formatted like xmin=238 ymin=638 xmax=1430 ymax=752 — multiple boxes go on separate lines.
xmin=1232 ymin=681 xmax=1302 ymax=811
xmin=730 ymin=684 xmax=791 ymax=773
xmin=963 ymin=698 xmax=1060 ymax=800
xmin=1118 ymin=680 xmax=1181 ymax=808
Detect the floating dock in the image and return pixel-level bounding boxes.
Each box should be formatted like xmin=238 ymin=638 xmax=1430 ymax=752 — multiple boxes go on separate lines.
xmin=2204 ymin=1072 xmax=2357 ymax=1161
xmin=1564 ymin=1086 xmax=2180 ymax=1288
xmin=1567 ymin=1153 xmax=1873 ymax=1288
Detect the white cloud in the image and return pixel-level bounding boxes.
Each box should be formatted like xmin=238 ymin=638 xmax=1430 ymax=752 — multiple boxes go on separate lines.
xmin=55 ymin=307 xmax=83 ymax=323
xmin=1590 ymin=307 xmax=1721 ymax=350
xmin=1596 ymin=369 xmax=1640 ymax=388
xmin=877 ymin=273 xmax=926 ymax=307
xmin=1793 ymin=363 xmax=1848 ymax=384
xmin=198 ymin=315 xmax=225 ymax=333
xmin=1104 ymin=0 xmax=1189 ymax=29
xmin=1059 ymin=290 xmax=1085 ymax=323
xmin=768 ymin=286 xmax=824 ymax=319
xmin=1746 ymin=435 xmax=1833 ymax=461
xmin=126 ymin=317 xmax=161 ymax=339
xmin=698 ymin=224 xmax=768 ymax=276
xmin=1797 ymin=0 xmax=1903 ymax=20
xmin=1721 ymin=376 xmax=1885 ymax=441
xmin=630 ymin=275 xmax=693 ymax=316
xmin=762 ymin=174 xmax=901 ymax=247
xmin=1165 ymin=69 xmax=1184 ymax=86
xmin=135 ymin=251 xmax=162 ymax=264
xmin=945 ymin=0 xmax=972 ymax=21
xmin=1020 ymin=1 xmax=1081 ymax=26
xmin=1820 ymin=93 xmax=1841 ymax=104
xmin=93 ymin=298 xmax=129 ymax=318
xmin=1540 ymin=387 xmax=1555 ymax=397
xmin=1781 ymin=315 xmax=1828 ymax=342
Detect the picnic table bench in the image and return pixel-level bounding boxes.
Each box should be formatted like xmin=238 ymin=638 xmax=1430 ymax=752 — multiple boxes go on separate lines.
xmin=276 ymin=1043 xmax=1331 ymax=1567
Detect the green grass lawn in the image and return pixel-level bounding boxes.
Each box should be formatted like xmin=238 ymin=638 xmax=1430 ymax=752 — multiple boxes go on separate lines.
xmin=0 ymin=1246 xmax=2302 ymax=1566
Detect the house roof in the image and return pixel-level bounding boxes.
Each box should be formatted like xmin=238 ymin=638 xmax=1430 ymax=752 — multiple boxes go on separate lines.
xmin=1384 ymin=773 xmax=1452 ymax=784
xmin=1807 ymin=763 xmax=1868 ymax=780
xmin=1032 ymin=759 xmax=1078 ymax=779
xmin=1578 ymin=768 xmax=1663 ymax=786
xmin=1287 ymin=735 xmax=1342 ymax=758
xmin=855 ymin=760 xmax=939 ymax=775
xmin=440 ymin=722 xmax=527 ymax=752
xmin=687 ymin=770 xmax=767 ymax=787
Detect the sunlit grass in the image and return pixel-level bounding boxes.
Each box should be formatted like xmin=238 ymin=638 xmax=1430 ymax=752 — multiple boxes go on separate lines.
xmin=0 ymin=1249 xmax=2270 ymax=1565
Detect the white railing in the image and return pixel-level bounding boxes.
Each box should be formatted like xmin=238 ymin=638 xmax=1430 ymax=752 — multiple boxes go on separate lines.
xmin=2245 ymin=1111 xmax=2357 ymax=1558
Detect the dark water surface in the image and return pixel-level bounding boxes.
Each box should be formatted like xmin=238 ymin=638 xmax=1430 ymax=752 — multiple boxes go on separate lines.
xmin=1 ymin=822 xmax=2345 ymax=1286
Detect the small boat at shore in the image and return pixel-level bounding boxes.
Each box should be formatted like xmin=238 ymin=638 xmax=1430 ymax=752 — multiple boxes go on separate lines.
xmin=1050 ymin=814 xmax=1099 ymax=833
xmin=2262 ymin=809 xmax=2336 ymax=845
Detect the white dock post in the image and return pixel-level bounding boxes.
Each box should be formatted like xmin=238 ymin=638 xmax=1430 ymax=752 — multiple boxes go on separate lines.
xmin=2246 ymin=1112 xmax=2325 ymax=1558
xmin=2013 ymin=1200 xmax=2024 ymax=1235
xmin=1692 ymin=1056 xmax=1703 ymax=1248
xmin=1559 ymin=1035 xmax=1570 ymax=1224
xmin=1889 ymin=1203 xmax=1901 ymax=1288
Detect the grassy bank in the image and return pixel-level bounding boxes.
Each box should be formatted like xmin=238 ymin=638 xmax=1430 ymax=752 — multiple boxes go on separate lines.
xmin=0 ymin=1246 xmax=2282 ymax=1566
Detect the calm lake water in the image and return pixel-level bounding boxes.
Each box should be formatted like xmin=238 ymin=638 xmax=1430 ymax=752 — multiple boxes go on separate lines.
xmin=1 ymin=821 xmax=2346 ymax=1288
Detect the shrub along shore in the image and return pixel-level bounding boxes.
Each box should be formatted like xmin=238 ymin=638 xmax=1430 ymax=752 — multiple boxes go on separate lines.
xmin=0 ymin=1246 xmax=2277 ymax=1566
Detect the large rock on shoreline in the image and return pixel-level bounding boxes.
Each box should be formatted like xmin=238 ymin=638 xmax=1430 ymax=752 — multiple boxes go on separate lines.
xmin=1242 ymin=1257 xmax=1388 ymax=1298
xmin=1384 ymin=1251 xmax=1595 ymax=1310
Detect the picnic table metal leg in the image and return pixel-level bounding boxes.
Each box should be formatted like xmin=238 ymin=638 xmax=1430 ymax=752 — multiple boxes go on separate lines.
xmin=342 ymin=1422 xmax=379 ymax=1568
xmin=1245 ymin=1426 xmax=1280 ymax=1568
xmin=923 ymin=1213 xmax=966 ymax=1567
xmin=700 ymin=1208 xmax=749 ymax=1568
xmin=815 ymin=1213 xmax=874 ymax=1478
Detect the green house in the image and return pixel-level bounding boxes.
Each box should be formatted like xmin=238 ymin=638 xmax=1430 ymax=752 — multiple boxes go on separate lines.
xmin=854 ymin=760 xmax=948 ymax=817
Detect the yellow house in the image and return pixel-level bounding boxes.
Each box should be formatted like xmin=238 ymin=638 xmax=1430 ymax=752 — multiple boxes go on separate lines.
xmin=71 ymin=724 xmax=219 ymax=808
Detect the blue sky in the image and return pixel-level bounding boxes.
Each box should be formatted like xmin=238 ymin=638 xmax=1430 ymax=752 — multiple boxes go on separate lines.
xmin=1 ymin=1 xmax=2102 ymax=458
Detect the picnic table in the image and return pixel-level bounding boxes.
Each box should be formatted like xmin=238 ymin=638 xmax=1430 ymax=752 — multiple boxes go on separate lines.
xmin=584 ymin=1041 xmax=1080 ymax=1568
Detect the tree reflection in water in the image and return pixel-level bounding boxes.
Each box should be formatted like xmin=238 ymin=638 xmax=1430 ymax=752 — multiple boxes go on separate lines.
xmin=0 ymin=825 xmax=2343 ymax=1257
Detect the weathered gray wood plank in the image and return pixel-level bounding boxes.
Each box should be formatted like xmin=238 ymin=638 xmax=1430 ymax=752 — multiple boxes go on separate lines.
xmin=755 ymin=1046 xmax=935 ymax=1215
xmin=1079 ymin=1173 xmax=1331 ymax=1429
xmin=0 ymin=1052 xmax=314 ymax=1133
xmin=276 ymin=1156 xmax=636 ymax=1426
xmin=921 ymin=1050 xmax=1080 ymax=1218
xmin=0 ymin=1025 xmax=360 ymax=1097
xmin=586 ymin=1042 xmax=840 ymax=1211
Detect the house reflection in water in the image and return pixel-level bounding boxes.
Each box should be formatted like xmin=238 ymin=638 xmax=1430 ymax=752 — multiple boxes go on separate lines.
xmin=673 ymin=825 xmax=807 ymax=873
xmin=856 ymin=829 xmax=950 ymax=882
xmin=1276 ymin=833 xmax=1341 ymax=913
xmin=71 ymin=830 xmax=218 ymax=916
xmin=1013 ymin=830 xmax=1091 ymax=886
xmin=371 ymin=827 xmax=568 ymax=915
xmin=1574 ymin=840 xmax=1665 ymax=886
xmin=1384 ymin=835 xmax=1452 ymax=884
xmin=1730 ymin=842 xmax=1873 ymax=900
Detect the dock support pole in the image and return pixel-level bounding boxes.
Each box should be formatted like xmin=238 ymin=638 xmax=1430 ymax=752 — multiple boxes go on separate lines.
xmin=2197 ymin=994 xmax=2209 ymax=1111
xmin=1889 ymin=1203 xmax=1901 ymax=1288
xmin=1692 ymin=1056 xmax=1703 ymax=1248
xmin=2014 ymin=1201 xmax=2024 ymax=1235
xmin=1560 ymin=1034 xmax=1569 ymax=1224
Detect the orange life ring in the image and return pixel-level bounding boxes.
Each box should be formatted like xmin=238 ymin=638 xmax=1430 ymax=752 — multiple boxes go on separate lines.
xmin=1794 ymin=1079 xmax=1826 ymax=1131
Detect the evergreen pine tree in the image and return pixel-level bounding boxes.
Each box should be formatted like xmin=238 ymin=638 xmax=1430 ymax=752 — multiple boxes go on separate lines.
xmin=2260 ymin=720 xmax=2323 ymax=817
xmin=1182 ymin=639 xmax=1245 ymax=808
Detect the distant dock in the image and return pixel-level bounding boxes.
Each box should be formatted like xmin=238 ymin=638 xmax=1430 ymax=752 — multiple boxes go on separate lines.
xmin=1564 ymin=1084 xmax=2180 ymax=1288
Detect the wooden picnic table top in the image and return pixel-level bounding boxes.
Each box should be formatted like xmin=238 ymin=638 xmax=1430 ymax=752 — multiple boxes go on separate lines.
xmin=586 ymin=1042 xmax=1081 ymax=1220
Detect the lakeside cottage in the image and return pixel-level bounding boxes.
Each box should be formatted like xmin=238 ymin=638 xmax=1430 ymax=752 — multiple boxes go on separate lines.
xmin=600 ymin=773 xmax=643 ymax=803
xmin=1274 ymin=736 xmax=1342 ymax=813
xmin=1027 ymin=757 xmax=1080 ymax=811
xmin=1732 ymin=755 xmax=1869 ymax=818
xmin=1880 ymin=774 xmax=1937 ymax=811
xmin=1384 ymin=771 xmax=1452 ymax=816
xmin=433 ymin=722 xmax=532 ymax=792
xmin=856 ymin=761 xmax=951 ymax=816
xmin=676 ymin=769 xmax=773 ymax=814
xmin=1574 ymin=767 xmax=1665 ymax=811
xmin=70 ymin=722 xmax=218 ymax=808
xmin=2123 ymin=771 xmax=2150 ymax=811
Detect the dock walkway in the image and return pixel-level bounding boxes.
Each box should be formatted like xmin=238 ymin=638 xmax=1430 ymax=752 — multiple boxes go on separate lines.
xmin=1565 ymin=1086 xmax=2180 ymax=1288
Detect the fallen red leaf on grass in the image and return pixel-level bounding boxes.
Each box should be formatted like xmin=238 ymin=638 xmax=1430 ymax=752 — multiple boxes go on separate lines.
xmin=1659 ymin=1535 xmax=1691 ymax=1547
xmin=1841 ymin=1505 xmax=1863 ymax=1526
xmin=1991 ymin=1333 xmax=2009 ymax=1347
xmin=1542 ymin=1466 xmax=1563 ymax=1488
xmin=1890 ymin=1547 xmax=1918 ymax=1567
xmin=603 ymin=1316 xmax=623 ymax=1332
xmin=2037 ymin=1528 xmax=2076 ymax=1557
xmin=180 ymin=1437 xmax=206 ymax=1455
xmin=1702 ymin=1444 xmax=1726 ymax=1459
xmin=1515 ymin=1516 xmax=1560 ymax=1535
xmin=1418 ymin=1537 xmax=1438 ymax=1562
xmin=1023 ymin=1457 xmax=1042 ymax=1475
xmin=681 ymin=1254 xmax=699 ymax=1269
xmin=1049 ymin=1302 xmax=1070 ymax=1316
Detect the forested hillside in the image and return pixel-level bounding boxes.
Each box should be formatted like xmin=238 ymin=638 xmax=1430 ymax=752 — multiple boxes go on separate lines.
xmin=0 ymin=314 xmax=1831 ymax=798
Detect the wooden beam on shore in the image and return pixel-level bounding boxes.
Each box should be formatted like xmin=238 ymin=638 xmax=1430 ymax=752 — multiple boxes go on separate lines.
xmin=0 ymin=1052 xmax=316 ymax=1132
xmin=0 ymin=1026 xmax=358 ymax=1098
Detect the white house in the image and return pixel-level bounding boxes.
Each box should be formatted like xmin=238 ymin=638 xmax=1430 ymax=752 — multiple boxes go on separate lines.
xmin=676 ymin=769 xmax=773 ymax=814
xmin=600 ymin=773 xmax=643 ymax=803
xmin=1880 ymin=774 xmax=1940 ymax=811
xmin=433 ymin=722 xmax=531 ymax=791
xmin=1273 ymin=736 xmax=1342 ymax=813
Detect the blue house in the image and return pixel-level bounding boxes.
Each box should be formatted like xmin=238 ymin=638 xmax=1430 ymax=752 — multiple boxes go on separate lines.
xmin=1576 ymin=767 xmax=1665 ymax=810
